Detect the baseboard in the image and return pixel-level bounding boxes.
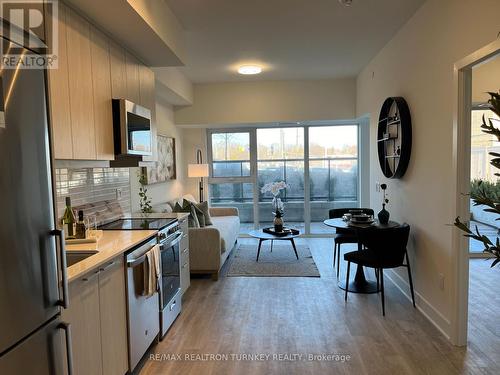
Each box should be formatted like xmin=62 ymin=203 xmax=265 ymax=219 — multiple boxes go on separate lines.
xmin=385 ymin=269 xmax=451 ymax=341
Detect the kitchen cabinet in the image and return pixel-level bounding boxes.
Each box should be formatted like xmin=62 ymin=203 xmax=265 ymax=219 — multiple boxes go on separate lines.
xmin=98 ymin=258 xmax=128 ymax=375
xmin=62 ymin=268 xmax=102 ymax=375
xmin=63 ymin=256 xmax=128 ymax=375
xmin=109 ymin=40 xmax=127 ymax=99
xmin=125 ymin=51 xmax=141 ymax=104
xmin=66 ymin=7 xmax=96 ymax=160
xmin=90 ymin=27 xmax=114 ymax=160
xmin=90 ymin=27 xmax=115 ymax=160
xmin=47 ymin=5 xmax=157 ymax=161
xmin=139 ymin=64 xmax=157 ymax=161
xmin=139 ymin=64 xmax=155 ymax=109
xmin=46 ymin=2 xmax=73 ymax=159
xmin=179 ymin=218 xmax=190 ymax=295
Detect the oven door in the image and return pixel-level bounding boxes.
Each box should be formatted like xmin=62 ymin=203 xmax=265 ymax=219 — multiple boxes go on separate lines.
xmin=159 ymin=232 xmax=182 ymax=310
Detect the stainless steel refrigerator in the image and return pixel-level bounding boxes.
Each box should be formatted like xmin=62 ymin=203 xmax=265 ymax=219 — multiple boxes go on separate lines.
xmin=0 ymin=37 xmax=72 ymax=374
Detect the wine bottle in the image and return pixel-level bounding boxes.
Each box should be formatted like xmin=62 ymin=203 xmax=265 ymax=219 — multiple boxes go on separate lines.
xmin=62 ymin=197 xmax=76 ymax=239
xmin=75 ymin=210 xmax=86 ymax=239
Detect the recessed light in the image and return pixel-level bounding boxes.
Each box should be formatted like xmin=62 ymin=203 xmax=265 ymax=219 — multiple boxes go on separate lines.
xmin=238 ymin=65 xmax=262 ymax=75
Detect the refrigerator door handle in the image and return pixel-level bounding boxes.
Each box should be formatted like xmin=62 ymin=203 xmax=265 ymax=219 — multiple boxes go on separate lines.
xmin=51 ymin=229 xmax=69 ymax=309
xmin=58 ymin=322 xmax=74 ymax=375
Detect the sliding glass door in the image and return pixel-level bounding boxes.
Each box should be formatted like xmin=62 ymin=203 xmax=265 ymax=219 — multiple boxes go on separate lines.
xmin=257 ymin=127 xmax=305 ymax=231
xmin=208 ymin=130 xmax=255 ymax=232
xmin=208 ymin=124 xmax=361 ymax=235
xmin=308 ymin=125 xmax=359 ymax=233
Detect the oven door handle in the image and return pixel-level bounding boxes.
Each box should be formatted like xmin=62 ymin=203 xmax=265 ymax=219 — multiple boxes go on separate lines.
xmin=126 ymin=254 xmax=147 ymax=268
xmin=160 ymin=232 xmax=183 ymax=250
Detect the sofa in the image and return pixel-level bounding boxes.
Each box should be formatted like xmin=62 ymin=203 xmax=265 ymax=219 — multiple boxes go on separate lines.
xmin=189 ymin=207 xmax=240 ymax=280
xmin=154 ymin=195 xmax=240 ymax=280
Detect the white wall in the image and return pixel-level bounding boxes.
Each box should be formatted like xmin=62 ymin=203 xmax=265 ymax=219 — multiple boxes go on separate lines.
xmin=356 ymin=0 xmax=500 ymax=338
xmin=175 ymin=78 xmax=356 ymax=126
xmin=130 ymin=85 xmax=186 ymax=212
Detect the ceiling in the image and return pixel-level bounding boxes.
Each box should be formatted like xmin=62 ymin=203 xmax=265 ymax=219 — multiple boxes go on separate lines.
xmin=165 ymin=0 xmax=425 ymax=83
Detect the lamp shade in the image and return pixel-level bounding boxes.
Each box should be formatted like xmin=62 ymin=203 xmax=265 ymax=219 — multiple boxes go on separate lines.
xmin=188 ymin=163 xmax=209 ymax=178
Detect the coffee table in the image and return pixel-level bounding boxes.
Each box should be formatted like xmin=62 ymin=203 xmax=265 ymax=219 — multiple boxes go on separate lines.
xmin=248 ymin=229 xmax=300 ymax=262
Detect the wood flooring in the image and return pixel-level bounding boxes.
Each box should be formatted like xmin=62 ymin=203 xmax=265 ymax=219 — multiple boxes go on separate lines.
xmin=139 ymin=238 xmax=500 ymax=375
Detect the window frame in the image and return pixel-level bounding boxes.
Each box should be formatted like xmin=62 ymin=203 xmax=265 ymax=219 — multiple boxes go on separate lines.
xmin=207 ymin=121 xmax=366 ymax=234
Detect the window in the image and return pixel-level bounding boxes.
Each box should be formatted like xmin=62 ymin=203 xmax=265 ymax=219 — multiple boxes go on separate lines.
xmin=207 ymin=124 xmax=363 ymax=234
xmin=211 ymin=132 xmax=251 ymax=177
xmin=471 ymin=109 xmax=500 ymax=181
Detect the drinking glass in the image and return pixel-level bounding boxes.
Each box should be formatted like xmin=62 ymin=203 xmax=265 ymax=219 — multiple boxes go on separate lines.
xmin=85 ymin=215 xmax=97 ymax=239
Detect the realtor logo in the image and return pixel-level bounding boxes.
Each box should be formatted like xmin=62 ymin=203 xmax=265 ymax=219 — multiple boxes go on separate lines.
xmin=0 ymin=0 xmax=58 ymax=69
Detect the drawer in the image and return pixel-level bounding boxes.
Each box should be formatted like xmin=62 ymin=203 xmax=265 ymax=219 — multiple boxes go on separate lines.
xmin=179 ymin=218 xmax=189 ymax=233
xmin=180 ymin=231 xmax=188 ymax=251
xmin=180 ymin=260 xmax=190 ymax=295
xmin=180 ymin=246 xmax=189 ymax=265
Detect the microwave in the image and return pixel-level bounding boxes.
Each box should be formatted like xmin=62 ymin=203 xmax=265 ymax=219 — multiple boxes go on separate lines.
xmin=112 ymin=99 xmax=152 ymax=156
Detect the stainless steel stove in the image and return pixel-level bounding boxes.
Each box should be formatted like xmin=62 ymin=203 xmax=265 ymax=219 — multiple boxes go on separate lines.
xmin=99 ymin=217 xmax=183 ymax=366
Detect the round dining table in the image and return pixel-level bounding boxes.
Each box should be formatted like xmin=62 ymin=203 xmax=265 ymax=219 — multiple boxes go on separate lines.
xmin=323 ymin=218 xmax=399 ymax=294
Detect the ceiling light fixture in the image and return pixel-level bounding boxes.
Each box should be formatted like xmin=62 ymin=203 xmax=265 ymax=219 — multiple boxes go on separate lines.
xmin=238 ymin=65 xmax=262 ymax=75
xmin=338 ymin=0 xmax=353 ymax=6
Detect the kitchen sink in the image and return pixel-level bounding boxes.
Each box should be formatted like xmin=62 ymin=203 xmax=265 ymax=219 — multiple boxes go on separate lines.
xmin=66 ymin=251 xmax=97 ymax=267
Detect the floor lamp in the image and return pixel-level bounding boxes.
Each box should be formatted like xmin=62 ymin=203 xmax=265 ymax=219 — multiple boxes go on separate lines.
xmin=188 ymin=149 xmax=209 ymax=202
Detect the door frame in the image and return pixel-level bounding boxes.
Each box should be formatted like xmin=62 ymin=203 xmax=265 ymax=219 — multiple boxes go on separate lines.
xmin=451 ymin=38 xmax=500 ymax=346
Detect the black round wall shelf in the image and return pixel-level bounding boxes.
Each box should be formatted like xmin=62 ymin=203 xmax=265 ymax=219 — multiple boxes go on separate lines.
xmin=377 ymin=97 xmax=412 ymax=179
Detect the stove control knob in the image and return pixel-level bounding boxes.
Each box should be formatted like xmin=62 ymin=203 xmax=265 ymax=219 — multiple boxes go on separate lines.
xmin=158 ymin=232 xmax=167 ymax=240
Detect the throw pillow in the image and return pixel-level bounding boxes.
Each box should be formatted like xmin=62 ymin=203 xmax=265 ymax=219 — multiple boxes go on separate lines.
xmin=173 ymin=202 xmax=200 ymax=228
xmin=195 ymin=201 xmax=213 ymax=226
xmin=182 ymin=199 xmax=205 ymax=228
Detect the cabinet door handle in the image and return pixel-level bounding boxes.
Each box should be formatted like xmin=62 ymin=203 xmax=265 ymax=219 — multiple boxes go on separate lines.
xmin=99 ymin=261 xmax=116 ymax=272
xmin=51 ymin=229 xmax=69 ymax=309
xmin=58 ymin=322 xmax=74 ymax=375
xmin=169 ymin=300 xmax=176 ymax=311
xmin=82 ymin=270 xmax=100 ymax=282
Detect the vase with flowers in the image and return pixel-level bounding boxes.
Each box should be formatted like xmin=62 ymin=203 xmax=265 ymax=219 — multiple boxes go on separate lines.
xmin=378 ymin=183 xmax=390 ymax=224
xmin=261 ymin=181 xmax=288 ymax=232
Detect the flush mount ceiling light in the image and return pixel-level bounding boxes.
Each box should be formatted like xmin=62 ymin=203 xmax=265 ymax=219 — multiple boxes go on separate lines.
xmin=238 ymin=65 xmax=262 ymax=75
xmin=338 ymin=0 xmax=353 ymax=6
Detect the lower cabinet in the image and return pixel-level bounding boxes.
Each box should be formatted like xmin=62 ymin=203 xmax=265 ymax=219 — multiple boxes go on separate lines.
xmin=179 ymin=218 xmax=190 ymax=295
xmin=63 ymin=256 xmax=128 ymax=375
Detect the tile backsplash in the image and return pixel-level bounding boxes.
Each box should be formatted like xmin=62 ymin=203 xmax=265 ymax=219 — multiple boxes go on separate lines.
xmin=55 ymin=168 xmax=131 ymax=222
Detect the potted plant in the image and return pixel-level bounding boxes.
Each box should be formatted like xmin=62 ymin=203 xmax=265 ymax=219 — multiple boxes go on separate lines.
xmin=261 ymin=181 xmax=288 ymax=232
xmin=138 ymin=171 xmax=153 ymax=215
xmin=455 ymin=91 xmax=500 ymax=267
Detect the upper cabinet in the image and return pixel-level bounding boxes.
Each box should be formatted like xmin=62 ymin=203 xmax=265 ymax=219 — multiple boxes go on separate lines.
xmin=139 ymin=65 xmax=157 ymax=162
xmin=109 ymin=41 xmax=127 ymax=99
xmin=47 ymin=4 xmax=157 ymax=161
xmin=125 ymin=52 xmax=141 ymax=104
xmin=90 ymin=28 xmax=114 ymax=161
xmin=46 ymin=2 xmax=73 ymax=159
xmin=66 ymin=7 xmax=96 ymax=160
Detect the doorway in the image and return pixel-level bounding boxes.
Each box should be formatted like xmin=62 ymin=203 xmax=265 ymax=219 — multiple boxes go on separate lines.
xmin=452 ymin=39 xmax=500 ymax=346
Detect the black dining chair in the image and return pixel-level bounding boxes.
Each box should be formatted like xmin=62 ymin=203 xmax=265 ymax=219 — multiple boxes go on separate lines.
xmin=328 ymin=208 xmax=375 ymax=278
xmin=343 ymin=223 xmax=415 ymax=316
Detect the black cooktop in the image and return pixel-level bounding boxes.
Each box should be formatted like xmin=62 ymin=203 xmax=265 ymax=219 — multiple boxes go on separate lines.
xmin=98 ymin=218 xmax=176 ymax=231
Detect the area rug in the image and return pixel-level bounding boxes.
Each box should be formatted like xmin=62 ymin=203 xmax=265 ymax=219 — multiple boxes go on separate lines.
xmin=226 ymin=243 xmax=320 ymax=277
